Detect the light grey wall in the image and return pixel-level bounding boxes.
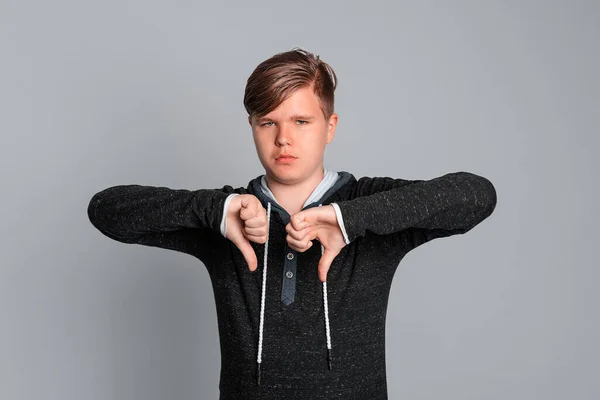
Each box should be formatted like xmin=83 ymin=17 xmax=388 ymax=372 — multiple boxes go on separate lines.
xmin=1 ymin=1 xmax=598 ymax=399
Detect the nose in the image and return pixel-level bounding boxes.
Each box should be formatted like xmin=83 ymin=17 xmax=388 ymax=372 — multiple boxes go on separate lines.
xmin=275 ymin=124 xmax=293 ymax=147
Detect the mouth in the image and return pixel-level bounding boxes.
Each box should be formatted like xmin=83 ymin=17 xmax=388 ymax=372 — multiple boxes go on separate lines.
xmin=275 ymin=154 xmax=297 ymax=163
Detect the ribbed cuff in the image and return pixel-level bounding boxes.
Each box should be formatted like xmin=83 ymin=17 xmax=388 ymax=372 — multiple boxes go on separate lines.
xmin=330 ymin=203 xmax=350 ymax=245
xmin=221 ymin=193 xmax=240 ymax=238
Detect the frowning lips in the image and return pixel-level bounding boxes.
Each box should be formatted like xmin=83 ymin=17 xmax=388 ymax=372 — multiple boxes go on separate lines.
xmin=276 ymin=153 xmax=297 ymax=160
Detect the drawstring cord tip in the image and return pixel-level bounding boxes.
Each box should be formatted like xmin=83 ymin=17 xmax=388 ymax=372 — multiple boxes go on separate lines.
xmin=327 ymin=348 xmax=333 ymax=370
xmin=257 ymin=362 xmax=262 ymax=385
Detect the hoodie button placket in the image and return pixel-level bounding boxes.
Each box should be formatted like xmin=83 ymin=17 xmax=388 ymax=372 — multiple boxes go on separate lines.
xmin=281 ymin=247 xmax=297 ymax=306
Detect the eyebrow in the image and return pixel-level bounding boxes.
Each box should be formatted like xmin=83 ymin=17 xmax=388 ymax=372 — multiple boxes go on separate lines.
xmin=257 ymin=114 xmax=316 ymax=123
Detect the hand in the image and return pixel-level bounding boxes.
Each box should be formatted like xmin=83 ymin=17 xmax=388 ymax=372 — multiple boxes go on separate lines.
xmin=225 ymin=194 xmax=268 ymax=272
xmin=286 ymin=205 xmax=347 ymax=282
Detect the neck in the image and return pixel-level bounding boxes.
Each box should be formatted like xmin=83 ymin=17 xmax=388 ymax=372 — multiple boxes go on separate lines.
xmin=266 ymin=167 xmax=325 ymax=215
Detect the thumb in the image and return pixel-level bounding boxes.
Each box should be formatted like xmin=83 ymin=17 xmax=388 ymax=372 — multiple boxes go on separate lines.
xmin=290 ymin=212 xmax=309 ymax=231
xmin=235 ymin=237 xmax=258 ymax=272
xmin=318 ymin=248 xmax=338 ymax=283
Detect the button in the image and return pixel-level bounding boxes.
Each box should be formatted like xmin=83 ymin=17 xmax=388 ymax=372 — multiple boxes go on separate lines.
xmin=286 ymin=252 xmax=294 ymax=260
xmin=286 ymin=271 xmax=294 ymax=279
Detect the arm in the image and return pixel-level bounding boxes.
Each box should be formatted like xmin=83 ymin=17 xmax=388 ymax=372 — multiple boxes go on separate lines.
xmin=333 ymin=171 xmax=497 ymax=249
xmin=87 ymin=184 xmax=236 ymax=258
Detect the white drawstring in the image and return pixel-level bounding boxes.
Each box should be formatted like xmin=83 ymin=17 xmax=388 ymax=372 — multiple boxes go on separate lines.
xmin=322 ymin=257 xmax=333 ymax=370
xmin=256 ymin=202 xmax=333 ymax=385
xmin=257 ymin=202 xmax=272 ymax=385
xmin=319 ymin=204 xmax=333 ymax=370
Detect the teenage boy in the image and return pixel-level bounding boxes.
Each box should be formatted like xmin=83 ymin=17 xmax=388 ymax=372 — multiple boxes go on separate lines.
xmin=88 ymin=48 xmax=497 ymax=400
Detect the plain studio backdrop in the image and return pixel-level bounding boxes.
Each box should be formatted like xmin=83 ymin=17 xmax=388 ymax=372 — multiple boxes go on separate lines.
xmin=1 ymin=1 xmax=598 ymax=399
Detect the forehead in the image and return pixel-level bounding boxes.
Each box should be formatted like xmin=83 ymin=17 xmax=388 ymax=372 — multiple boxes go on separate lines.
xmin=261 ymin=87 xmax=323 ymax=119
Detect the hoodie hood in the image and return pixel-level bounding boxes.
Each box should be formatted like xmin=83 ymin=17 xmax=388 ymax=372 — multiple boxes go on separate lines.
xmin=248 ymin=170 xmax=354 ymax=223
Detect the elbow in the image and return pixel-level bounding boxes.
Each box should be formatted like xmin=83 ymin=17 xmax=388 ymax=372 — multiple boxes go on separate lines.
xmin=466 ymin=172 xmax=497 ymax=227
xmin=86 ymin=189 xmax=116 ymax=236
xmin=87 ymin=192 xmax=102 ymax=229
xmin=476 ymin=174 xmax=497 ymax=219
xmin=86 ymin=187 xmax=143 ymax=244
xmin=452 ymin=172 xmax=497 ymax=232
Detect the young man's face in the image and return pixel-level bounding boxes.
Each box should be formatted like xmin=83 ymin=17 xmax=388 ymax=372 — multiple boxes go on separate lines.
xmin=249 ymin=86 xmax=338 ymax=186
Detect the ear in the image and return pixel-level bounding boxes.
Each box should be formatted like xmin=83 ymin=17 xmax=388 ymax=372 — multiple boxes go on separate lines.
xmin=248 ymin=115 xmax=253 ymax=127
xmin=326 ymin=113 xmax=338 ymax=144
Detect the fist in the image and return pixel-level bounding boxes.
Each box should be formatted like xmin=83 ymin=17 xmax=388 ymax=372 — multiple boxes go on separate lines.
xmin=286 ymin=205 xmax=347 ymax=282
xmin=225 ymin=194 xmax=268 ymax=272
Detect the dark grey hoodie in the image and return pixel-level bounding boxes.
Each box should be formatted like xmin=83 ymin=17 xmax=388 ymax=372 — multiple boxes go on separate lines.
xmin=87 ymin=170 xmax=497 ymax=399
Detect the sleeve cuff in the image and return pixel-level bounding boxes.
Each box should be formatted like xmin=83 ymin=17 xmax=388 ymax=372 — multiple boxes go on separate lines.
xmin=220 ymin=193 xmax=239 ymax=238
xmin=331 ymin=203 xmax=351 ymax=245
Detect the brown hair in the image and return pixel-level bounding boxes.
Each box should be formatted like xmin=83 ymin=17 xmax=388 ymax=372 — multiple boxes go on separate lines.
xmin=243 ymin=47 xmax=338 ymax=120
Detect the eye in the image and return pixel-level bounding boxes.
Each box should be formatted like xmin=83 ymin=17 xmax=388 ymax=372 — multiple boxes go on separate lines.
xmin=296 ymin=120 xmax=308 ymax=125
xmin=261 ymin=121 xmax=275 ymax=127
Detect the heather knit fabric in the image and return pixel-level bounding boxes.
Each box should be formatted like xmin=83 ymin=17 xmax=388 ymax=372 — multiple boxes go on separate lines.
xmin=87 ymin=171 xmax=497 ymax=399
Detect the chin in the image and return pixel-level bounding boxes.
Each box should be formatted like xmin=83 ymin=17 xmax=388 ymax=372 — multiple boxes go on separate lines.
xmin=267 ymin=167 xmax=304 ymax=184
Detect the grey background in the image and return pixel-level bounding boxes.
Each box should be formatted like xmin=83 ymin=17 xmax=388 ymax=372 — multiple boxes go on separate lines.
xmin=1 ymin=0 xmax=598 ymax=399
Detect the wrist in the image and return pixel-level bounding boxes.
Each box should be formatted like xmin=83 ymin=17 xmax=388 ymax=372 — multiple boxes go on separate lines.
xmin=221 ymin=193 xmax=239 ymax=238
xmin=330 ymin=203 xmax=350 ymax=245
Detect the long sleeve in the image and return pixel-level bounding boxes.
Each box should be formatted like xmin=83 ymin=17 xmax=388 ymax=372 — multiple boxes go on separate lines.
xmin=87 ymin=184 xmax=235 ymax=258
xmin=334 ymin=171 xmax=497 ymax=248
